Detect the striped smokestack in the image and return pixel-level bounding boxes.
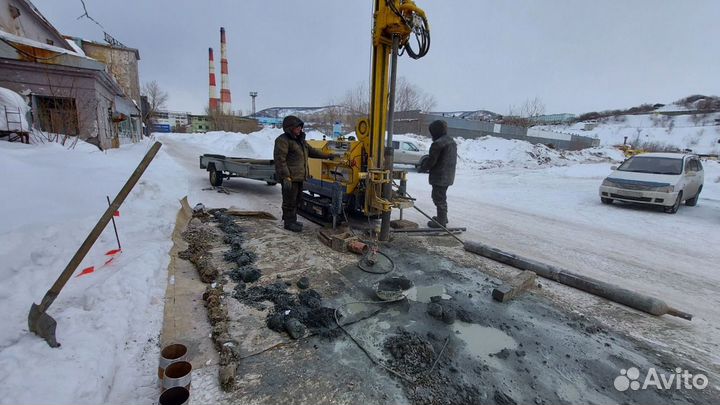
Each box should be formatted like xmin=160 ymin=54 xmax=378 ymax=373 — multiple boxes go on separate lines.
xmin=220 ymin=27 xmax=232 ymax=115
xmin=208 ymin=48 xmax=219 ymax=112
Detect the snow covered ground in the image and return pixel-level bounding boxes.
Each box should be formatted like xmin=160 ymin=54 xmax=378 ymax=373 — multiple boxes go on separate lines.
xmin=541 ymin=107 xmax=720 ymax=155
xmin=1 ymin=128 xmax=719 ymax=403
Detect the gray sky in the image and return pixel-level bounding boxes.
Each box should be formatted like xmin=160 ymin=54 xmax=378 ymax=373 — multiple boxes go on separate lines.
xmin=32 ymin=0 xmax=720 ymax=116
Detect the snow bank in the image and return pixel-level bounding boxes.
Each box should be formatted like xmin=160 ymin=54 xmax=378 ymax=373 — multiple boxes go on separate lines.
xmin=395 ymin=133 xmax=623 ymax=170
xmin=0 ymin=87 xmax=30 ymax=131
xmin=158 ymin=127 xmax=622 ymax=171
xmin=157 ymin=128 xmax=327 ymax=159
xmin=0 ymin=140 xmax=188 ymax=404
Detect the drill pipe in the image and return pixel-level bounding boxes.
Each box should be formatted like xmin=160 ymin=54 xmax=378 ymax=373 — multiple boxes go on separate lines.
xmin=463 ymin=240 xmax=692 ymax=320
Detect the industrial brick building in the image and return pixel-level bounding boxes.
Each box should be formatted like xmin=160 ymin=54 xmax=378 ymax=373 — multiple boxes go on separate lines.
xmin=0 ymin=0 xmax=142 ymax=149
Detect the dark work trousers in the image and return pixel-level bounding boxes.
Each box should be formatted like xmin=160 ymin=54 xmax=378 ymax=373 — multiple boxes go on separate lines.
xmin=282 ymin=181 xmax=304 ymax=223
xmin=431 ymin=185 xmax=449 ymax=218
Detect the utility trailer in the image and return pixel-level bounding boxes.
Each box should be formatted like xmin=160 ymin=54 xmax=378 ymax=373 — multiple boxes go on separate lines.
xmin=199 ymin=154 xmax=277 ymax=187
xmin=199 ymin=153 xmax=346 ymax=226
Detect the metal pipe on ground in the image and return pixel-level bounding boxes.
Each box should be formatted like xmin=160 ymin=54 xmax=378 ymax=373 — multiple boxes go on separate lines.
xmin=463 ymin=240 xmax=693 ymax=320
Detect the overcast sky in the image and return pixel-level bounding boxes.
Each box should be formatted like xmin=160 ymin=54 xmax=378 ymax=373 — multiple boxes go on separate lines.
xmin=32 ymin=0 xmax=720 ymax=116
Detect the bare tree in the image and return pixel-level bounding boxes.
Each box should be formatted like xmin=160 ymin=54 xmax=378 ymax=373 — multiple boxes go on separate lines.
xmin=505 ymin=97 xmax=546 ymax=127
xmin=341 ymin=81 xmax=370 ymax=117
xmin=141 ymin=81 xmax=168 ymax=124
xmin=307 ymin=104 xmax=352 ymax=135
xmin=340 ymin=76 xmax=436 ymax=118
xmin=395 ymin=77 xmax=436 ymax=113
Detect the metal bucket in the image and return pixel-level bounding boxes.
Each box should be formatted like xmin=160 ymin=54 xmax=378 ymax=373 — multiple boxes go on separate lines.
xmin=158 ymin=343 xmax=188 ymax=380
xmin=158 ymin=386 xmax=190 ymax=405
xmin=162 ymin=361 xmax=192 ymax=391
xmin=374 ymin=276 xmax=414 ymax=301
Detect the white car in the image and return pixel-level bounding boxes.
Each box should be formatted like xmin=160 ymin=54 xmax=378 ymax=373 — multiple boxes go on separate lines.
xmin=599 ymin=153 xmax=704 ymax=214
xmin=392 ymin=139 xmax=429 ymax=169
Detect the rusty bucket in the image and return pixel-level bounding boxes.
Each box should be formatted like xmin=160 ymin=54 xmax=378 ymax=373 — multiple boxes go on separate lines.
xmin=158 ymin=343 xmax=188 ymax=380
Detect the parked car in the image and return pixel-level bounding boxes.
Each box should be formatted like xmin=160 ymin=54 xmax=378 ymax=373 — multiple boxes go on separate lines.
xmin=599 ymin=152 xmax=704 ymax=214
xmin=392 ymin=139 xmax=429 ymax=170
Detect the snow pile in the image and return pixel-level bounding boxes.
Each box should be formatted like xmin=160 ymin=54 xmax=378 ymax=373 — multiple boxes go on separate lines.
xmin=561 ymin=146 xmax=626 ymax=163
xmin=454 ymin=136 xmax=564 ymax=168
xmin=396 ymin=133 xmax=623 ymax=170
xmin=0 ymin=87 xmax=30 ymax=131
xmin=157 ymin=128 xmax=327 ymax=159
xmin=0 ymin=140 xmax=188 ymax=404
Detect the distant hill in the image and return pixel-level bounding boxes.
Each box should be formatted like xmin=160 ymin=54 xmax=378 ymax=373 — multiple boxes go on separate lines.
xmin=256 ymin=106 xmax=503 ymax=122
xmin=254 ymin=106 xmax=346 ymax=118
xmin=541 ymin=99 xmax=720 ymax=154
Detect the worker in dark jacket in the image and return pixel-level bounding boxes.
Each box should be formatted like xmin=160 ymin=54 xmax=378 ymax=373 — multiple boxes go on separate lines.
xmin=274 ymin=115 xmax=330 ymax=232
xmin=419 ymin=120 xmax=457 ymax=228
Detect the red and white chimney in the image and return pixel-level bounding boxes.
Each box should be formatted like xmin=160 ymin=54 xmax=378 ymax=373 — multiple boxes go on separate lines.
xmin=220 ymin=27 xmax=232 ymax=115
xmin=208 ymin=47 xmax=219 ymax=112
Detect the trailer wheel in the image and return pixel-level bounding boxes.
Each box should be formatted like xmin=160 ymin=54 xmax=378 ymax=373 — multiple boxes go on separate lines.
xmin=209 ymin=169 xmax=224 ymax=187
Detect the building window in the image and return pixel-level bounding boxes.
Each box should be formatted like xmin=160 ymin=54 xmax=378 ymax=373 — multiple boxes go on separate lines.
xmin=46 ymin=39 xmax=54 ymax=45
xmin=35 ymin=96 xmax=79 ymax=135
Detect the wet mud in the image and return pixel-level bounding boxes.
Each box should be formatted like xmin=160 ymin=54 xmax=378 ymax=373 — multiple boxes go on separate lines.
xmin=179 ymin=211 xmax=715 ymax=404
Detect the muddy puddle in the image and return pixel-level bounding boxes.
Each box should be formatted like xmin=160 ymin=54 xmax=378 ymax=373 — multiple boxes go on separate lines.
xmin=406 ymin=285 xmax=451 ymax=303
xmin=453 ymin=321 xmax=518 ymax=365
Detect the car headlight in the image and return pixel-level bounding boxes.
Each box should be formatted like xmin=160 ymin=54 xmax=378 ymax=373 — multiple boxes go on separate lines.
xmin=653 ymin=185 xmax=674 ymax=193
xmin=601 ymin=179 xmax=616 ymax=187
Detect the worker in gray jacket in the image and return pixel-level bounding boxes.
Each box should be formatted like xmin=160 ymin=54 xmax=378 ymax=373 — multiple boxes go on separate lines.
xmin=419 ymin=120 xmax=457 ymax=228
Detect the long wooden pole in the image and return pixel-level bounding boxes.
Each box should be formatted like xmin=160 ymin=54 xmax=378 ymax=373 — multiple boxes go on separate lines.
xmin=34 ymin=142 xmax=162 ymax=313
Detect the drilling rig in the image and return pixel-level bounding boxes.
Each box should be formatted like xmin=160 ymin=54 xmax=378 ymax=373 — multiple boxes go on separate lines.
xmin=301 ymin=0 xmax=431 ymax=241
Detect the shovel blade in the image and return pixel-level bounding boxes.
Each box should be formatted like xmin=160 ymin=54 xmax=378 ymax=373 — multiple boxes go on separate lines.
xmin=28 ymin=303 xmax=60 ymax=348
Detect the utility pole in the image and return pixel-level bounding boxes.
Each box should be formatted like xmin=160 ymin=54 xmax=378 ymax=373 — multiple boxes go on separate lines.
xmin=249 ymin=91 xmax=258 ymax=117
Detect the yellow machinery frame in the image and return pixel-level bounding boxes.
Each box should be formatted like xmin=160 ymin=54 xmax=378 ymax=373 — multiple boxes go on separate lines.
xmin=305 ymin=1 xmax=428 ymax=232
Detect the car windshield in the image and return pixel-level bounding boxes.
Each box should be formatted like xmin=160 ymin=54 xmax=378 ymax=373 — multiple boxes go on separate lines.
xmin=617 ymin=156 xmax=683 ymax=175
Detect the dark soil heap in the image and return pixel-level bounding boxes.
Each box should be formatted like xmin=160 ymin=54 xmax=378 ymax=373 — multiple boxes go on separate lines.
xmin=233 ymin=282 xmax=340 ymax=340
xmin=211 ymin=209 xmax=263 ymax=283
xmin=384 ymin=330 xmax=436 ymax=375
xmin=383 ymin=330 xmax=482 ymax=405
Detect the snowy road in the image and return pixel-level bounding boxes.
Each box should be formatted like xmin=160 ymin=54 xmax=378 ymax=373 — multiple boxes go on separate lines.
xmin=159 ymin=133 xmax=720 ymax=378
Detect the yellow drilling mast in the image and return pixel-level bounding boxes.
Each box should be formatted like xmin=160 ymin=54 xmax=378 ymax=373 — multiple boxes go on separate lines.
xmin=304 ymin=0 xmax=430 ymax=240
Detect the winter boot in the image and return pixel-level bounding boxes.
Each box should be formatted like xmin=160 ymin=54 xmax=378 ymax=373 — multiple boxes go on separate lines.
xmin=284 ymin=221 xmax=303 ymax=232
xmin=427 ymin=210 xmax=448 ymax=228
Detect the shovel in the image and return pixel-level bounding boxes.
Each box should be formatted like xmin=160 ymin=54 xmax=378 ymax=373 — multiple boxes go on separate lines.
xmin=28 ymin=142 xmax=162 ymax=347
